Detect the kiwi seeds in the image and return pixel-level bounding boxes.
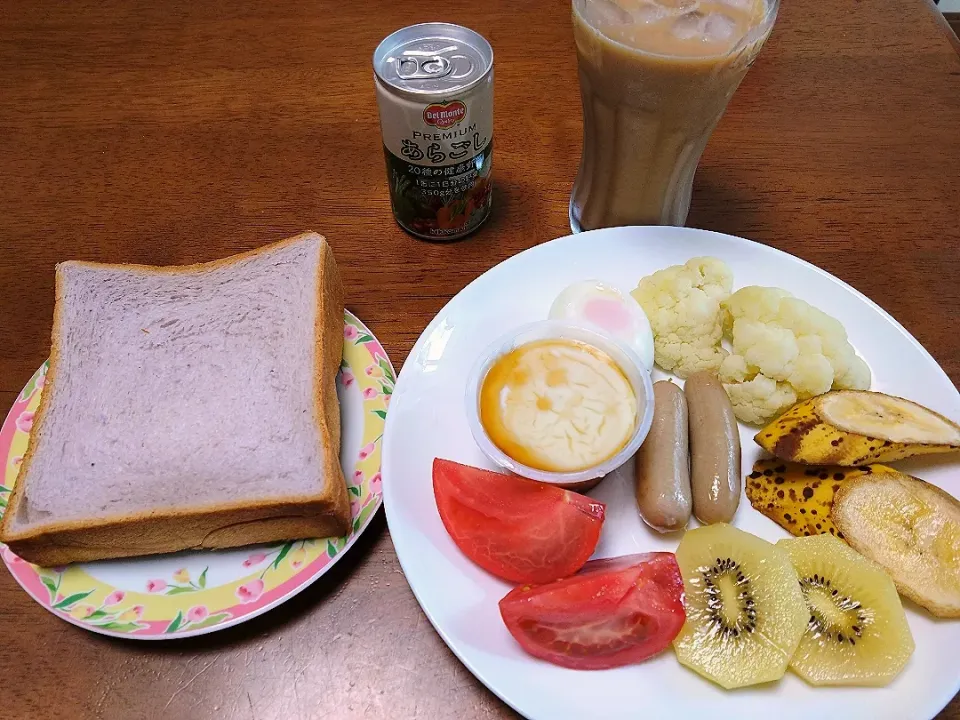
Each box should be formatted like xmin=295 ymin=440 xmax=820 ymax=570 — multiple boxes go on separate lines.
xmin=700 ymin=557 xmax=757 ymax=637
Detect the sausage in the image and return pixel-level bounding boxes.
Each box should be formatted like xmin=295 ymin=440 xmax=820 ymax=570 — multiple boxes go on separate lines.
xmin=634 ymin=380 xmax=692 ymax=532
xmin=685 ymin=371 xmax=741 ymax=524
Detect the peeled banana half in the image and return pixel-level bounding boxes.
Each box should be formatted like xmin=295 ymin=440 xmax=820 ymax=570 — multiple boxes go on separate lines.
xmin=832 ymin=472 xmax=960 ymax=619
xmin=755 ymin=390 xmax=960 ymax=466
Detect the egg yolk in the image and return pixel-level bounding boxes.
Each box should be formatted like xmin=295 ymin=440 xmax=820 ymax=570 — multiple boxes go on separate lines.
xmin=479 ymin=339 xmax=638 ymax=473
xmin=583 ymin=296 xmax=633 ymax=332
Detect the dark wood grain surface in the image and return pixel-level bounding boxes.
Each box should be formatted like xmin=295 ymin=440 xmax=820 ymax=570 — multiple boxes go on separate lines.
xmin=1 ymin=0 xmax=958 ymax=718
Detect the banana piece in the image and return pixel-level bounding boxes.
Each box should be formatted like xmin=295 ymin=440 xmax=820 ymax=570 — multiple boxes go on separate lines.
xmin=832 ymin=472 xmax=960 ymax=618
xmin=755 ymin=390 xmax=960 ymax=466
xmin=745 ymin=459 xmax=895 ymax=538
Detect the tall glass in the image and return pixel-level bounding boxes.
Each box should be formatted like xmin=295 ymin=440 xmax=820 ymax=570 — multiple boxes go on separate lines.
xmin=569 ymin=0 xmax=779 ymax=232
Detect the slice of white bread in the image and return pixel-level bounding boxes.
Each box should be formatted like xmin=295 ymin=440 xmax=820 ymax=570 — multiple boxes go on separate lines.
xmin=0 ymin=232 xmax=350 ymax=566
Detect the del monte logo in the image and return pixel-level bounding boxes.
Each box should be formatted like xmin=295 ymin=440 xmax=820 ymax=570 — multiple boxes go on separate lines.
xmin=423 ymin=101 xmax=466 ymax=129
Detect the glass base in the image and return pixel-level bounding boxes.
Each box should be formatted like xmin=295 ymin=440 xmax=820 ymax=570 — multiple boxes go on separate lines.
xmin=569 ymin=192 xmax=696 ymax=233
xmin=569 ymin=197 xmax=582 ymax=234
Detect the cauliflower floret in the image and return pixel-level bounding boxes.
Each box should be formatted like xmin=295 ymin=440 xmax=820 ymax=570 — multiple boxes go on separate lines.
xmin=834 ymin=351 xmax=871 ymax=390
xmin=719 ymin=286 xmax=872 ymax=423
xmin=631 ymin=257 xmax=733 ymax=378
xmin=634 ymin=263 xmax=870 ymax=424
xmin=730 ymin=319 xmax=798 ymax=381
xmin=786 ymin=353 xmax=834 ymax=398
xmin=721 ymin=286 xmax=791 ymax=334
xmin=718 ymin=353 xmax=750 ymax=383
xmin=723 ymin=375 xmax=798 ymax=426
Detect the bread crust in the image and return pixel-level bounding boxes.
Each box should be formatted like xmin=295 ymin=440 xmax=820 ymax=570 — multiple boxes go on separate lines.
xmin=0 ymin=232 xmax=350 ymax=566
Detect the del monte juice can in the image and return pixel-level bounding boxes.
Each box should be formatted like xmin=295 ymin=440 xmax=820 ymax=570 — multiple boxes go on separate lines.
xmin=373 ymin=23 xmax=493 ymax=241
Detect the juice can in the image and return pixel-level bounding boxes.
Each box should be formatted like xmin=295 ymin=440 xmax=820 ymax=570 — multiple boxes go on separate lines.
xmin=373 ymin=23 xmax=493 ymax=241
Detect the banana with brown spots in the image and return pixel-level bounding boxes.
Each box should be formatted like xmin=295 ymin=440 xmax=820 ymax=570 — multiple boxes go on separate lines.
xmin=745 ymin=458 xmax=895 ymax=538
xmin=755 ymin=390 xmax=960 ymax=466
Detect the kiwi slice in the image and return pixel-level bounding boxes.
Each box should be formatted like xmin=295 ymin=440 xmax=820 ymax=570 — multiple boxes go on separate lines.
xmin=673 ymin=524 xmax=808 ymax=689
xmin=779 ymin=533 xmax=915 ymax=686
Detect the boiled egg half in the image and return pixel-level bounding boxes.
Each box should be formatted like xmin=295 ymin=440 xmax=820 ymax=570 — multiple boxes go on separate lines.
xmin=548 ymin=280 xmax=655 ymax=370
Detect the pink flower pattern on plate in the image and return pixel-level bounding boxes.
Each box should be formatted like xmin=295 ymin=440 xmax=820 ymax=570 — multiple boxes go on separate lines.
xmin=344 ymin=325 xmax=359 ymax=341
xmin=146 ymin=579 xmax=167 ymax=593
xmin=353 ymin=469 xmax=364 ymax=483
xmin=339 ymin=369 xmax=355 ymax=387
xmin=35 ymin=372 xmax=45 ymax=390
xmin=243 ymin=552 xmax=267 ymax=568
xmin=186 ymin=605 xmax=209 ymax=623
xmin=361 ymin=387 xmax=377 ymax=400
xmin=370 ymin=472 xmax=383 ymax=494
xmin=358 ymin=442 xmax=376 ymax=460
xmin=104 ymin=590 xmax=126 ymax=606
xmin=15 ymin=411 xmax=34 ymax=434
xmin=236 ymin=579 xmax=264 ymax=603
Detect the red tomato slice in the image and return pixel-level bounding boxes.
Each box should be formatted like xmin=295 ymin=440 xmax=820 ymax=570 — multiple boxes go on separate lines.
xmin=499 ymin=552 xmax=685 ymax=670
xmin=432 ymin=458 xmax=605 ymax=584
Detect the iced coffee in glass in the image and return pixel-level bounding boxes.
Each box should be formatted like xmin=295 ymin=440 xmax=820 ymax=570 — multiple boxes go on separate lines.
xmin=570 ymin=0 xmax=779 ymax=231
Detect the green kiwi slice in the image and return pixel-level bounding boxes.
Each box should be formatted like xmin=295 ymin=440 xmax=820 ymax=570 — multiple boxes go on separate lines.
xmin=779 ymin=533 xmax=915 ymax=686
xmin=673 ymin=523 xmax=808 ymax=689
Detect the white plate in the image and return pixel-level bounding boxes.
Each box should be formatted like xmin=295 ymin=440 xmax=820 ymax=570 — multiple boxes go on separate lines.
xmin=382 ymin=226 xmax=960 ymax=720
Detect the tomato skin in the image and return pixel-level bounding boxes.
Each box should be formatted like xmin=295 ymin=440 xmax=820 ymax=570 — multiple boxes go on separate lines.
xmin=499 ymin=552 xmax=686 ymax=670
xmin=432 ymin=458 xmax=605 ymax=584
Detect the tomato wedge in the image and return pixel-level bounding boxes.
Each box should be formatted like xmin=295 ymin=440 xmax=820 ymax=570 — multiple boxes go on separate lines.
xmin=433 ymin=458 xmax=605 ymax=584
xmin=499 ymin=552 xmax=685 ymax=670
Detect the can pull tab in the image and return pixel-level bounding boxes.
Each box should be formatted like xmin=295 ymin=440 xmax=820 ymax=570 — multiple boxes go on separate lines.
xmin=396 ymin=51 xmax=452 ymax=80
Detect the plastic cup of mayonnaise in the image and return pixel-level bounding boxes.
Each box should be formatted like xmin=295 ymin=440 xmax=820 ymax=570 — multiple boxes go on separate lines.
xmin=465 ymin=320 xmax=655 ymax=491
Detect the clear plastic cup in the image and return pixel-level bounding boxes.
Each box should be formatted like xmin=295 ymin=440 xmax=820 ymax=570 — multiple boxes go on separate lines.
xmin=465 ymin=320 xmax=655 ymax=491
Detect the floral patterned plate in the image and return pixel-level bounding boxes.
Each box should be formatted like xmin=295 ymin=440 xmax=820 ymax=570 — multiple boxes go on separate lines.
xmin=0 ymin=311 xmax=392 ymax=639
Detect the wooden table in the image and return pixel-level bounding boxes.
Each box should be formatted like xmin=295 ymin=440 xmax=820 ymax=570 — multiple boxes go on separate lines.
xmin=1 ymin=0 xmax=958 ymax=717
